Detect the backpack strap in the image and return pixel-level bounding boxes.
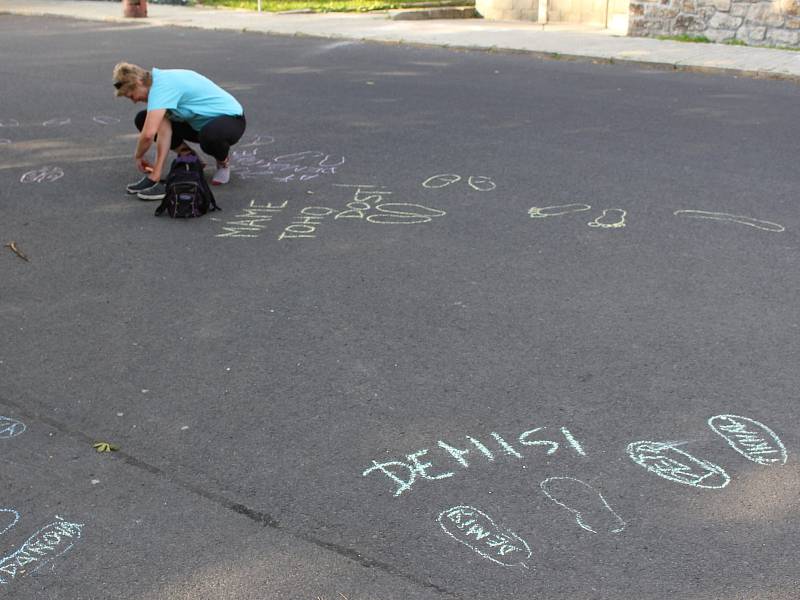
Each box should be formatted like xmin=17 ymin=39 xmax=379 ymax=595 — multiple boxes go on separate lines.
xmin=154 ymin=197 xmax=168 ymax=217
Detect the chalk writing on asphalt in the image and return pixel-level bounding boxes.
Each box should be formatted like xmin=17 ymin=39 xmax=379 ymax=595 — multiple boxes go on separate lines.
xmin=0 ymin=416 xmax=26 ymax=439
xmin=20 ymin=166 xmax=64 ymax=184
xmin=0 ymin=517 xmax=84 ymax=585
xmin=422 ymin=173 xmax=496 ymax=191
xmin=539 ymin=477 xmax=626 ymax=534
xmin=0 ymin=119 xmax=19 ymax=128
xmin=362 ymin=426 xmax=586 ymax=497
xmin=708 ymin=414 xmax=788 ymax=466
xmin=0 ymin=511 xmax=19 ymax=538
xmin=674 ymin=210 xmax=784 ymax=232
xmin=438 ymin=506 xmax=531 ymax=568
xmin=215 ymin=199 xmax=288 ymax=239
xmin=588 ymin=208 xmax=626 ymax=229
xmin=529 ymin=204 xmax=592 ymax=218
xmin=231 ymin=147 xmax=344 ymax=183
xmin=92 ymin=115 xmax=120 ymax=125
xmin=0 ymin=139 xmax=10 ymax=145
xmin=627 ymin=440 xmax=730 ymax=489
xmin=42 ymin=117 xmax=71 ymax=127
xmin=279 ymin=184 xmax=446 ymax=240
xmin=238 ymin=134 xmax=275 ymax=148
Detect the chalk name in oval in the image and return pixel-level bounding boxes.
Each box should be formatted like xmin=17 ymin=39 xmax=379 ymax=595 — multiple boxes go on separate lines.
xmin=0 ymin=517 xmax=84 ymax=585
xmin=0 ymin=416 xmax=26 ymax=439
xmin=362 ymin=426 xmax=586 ymax=497
xmin=438 ymin=506 xmax=531 ymax=569
xmin=627 ymin=441 xmax=730 ymax=489
xmin=708 ymin=414 xmax=787 ymax=466
xmin=20 ymin=166 xmax=64 ymax=184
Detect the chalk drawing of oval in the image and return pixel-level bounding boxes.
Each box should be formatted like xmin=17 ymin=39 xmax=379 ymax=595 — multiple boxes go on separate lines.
xmin=627 ymin=441 xmax=730 ymax=489
xmin=42 ymin=118 xmax=71 ymax=127
xmin=674 ymin=210 xmax=784 ymax=233
xmin=0 ymin=416 xmax=25 ymax=439
xmin=708 ymin=415 xmax=788 ymax=466
xmin=368 ymin=203 xmax=446 ymax=224
xmin=0 ymin=119 xmax=19 ymax=128
xmin=540 ymin=477 xmax=626 ymax=534
xmin=467 ymin=176 xmax=496 ymax=192
xmin=91 ymin=115 xmax=120 ymax=125
xmin=0 ymin=517 xmax=84 ymax=585
xmin=0 ymin=139 xmax=11 ymax=145
xmin=422 ymin=173 xmax=461 ymax=189
xmin=0 ymin=510 xmax=19 ymax=537
xmin=438 ymin=505 xmax=531 ymax=569
xmin=20 ymin=166 xmax=64 ymax=184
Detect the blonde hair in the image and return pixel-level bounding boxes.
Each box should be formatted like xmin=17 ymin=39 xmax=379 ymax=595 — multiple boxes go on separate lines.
xmin=112 ymin=62 xmax=152 ymax=96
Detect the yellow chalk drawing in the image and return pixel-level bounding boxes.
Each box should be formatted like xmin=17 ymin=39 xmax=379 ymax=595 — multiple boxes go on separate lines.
xmin=588 ymin=208 xmax=626 ymax=229
xmin=528 ymin=204 xmax=591 ymax=219
xmin=674 ymin=210 xmax=784 ymax=233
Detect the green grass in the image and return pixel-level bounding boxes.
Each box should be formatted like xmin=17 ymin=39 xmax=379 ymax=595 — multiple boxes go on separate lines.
xmin=656 ymin=34 xmax=711 ymax=43
xmin=196 ymin=0 xmax=472 ymax=12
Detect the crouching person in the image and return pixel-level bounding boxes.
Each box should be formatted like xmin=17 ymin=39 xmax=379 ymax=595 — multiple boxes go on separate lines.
xmin=112 ymin=62 xmax=246 ymax=200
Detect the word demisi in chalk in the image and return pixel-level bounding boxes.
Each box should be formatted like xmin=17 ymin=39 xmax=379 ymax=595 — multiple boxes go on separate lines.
xmin=627 ymin=441 xmax=730 ymax=489
xmin=438 ymin=506 xmax=531 ymax=568
xmin=539 ymin=477 xmax=625 ymax=534
xmin=231 ymin=148 xmax=345 ymax=183
xmin=363 ymin=426 xmax=586 ymax=497
xmin=0 ymin=517 xmax=84 ymax=585
xmin=422 ymin=173 xmax=496 ymax=192
xmin=674 ymin=210 xmax=784 ymax=233
xmin=0 ymin=416 xmax=25 ymax=439
xmin=20 ymin=166 xmax=64 ymax=184
xmin=216 ymin=199 xmax=288 ymax=239
xmin=708 ymin=414 xmax=788 ymax=466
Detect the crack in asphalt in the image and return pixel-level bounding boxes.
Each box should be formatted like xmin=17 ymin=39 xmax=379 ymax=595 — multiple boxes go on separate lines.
xmin=0 ymin=393 xmax=457 ymax=598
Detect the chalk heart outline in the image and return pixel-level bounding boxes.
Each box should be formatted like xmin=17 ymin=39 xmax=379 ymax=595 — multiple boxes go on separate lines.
xmin=708 ymin=414 xmax=788 ymax=466
xmin=437 ymin=505 xmax=531 ymax=569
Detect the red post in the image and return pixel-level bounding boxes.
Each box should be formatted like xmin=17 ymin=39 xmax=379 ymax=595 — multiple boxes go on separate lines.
xmin=122 ymin=0 xmax=148 ymax=18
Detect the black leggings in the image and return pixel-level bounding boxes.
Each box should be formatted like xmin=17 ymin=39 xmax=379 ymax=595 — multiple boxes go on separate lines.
xmin=135 ymin=111 xmax=246 ymax=162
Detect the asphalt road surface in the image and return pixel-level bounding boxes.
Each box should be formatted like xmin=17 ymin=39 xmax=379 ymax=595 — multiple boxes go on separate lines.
xmin=1 ymin=13 xmax=799 ymax=600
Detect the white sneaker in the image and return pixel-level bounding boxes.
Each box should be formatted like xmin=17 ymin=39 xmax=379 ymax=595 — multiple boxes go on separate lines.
xmin=212 ymin=158 xmax=230 ymax=186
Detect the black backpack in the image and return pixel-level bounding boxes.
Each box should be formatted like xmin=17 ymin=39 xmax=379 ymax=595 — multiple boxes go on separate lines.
xmin=155 ymin=154 xmax=220 ymax=218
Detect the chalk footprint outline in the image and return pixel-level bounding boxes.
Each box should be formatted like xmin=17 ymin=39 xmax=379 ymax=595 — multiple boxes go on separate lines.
xmin=540 ymin=477 xmax=626 ymax=534
xmin=588 ymin=208 xmax=626 ymax=229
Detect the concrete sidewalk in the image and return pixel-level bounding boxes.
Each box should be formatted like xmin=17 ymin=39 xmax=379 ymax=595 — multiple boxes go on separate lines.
xmin=4 ymin=0 xmax=800 ymax=81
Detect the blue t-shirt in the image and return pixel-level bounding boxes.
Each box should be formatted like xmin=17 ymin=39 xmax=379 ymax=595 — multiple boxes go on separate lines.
xmin=147 ymin=68 xmax=243 ymax=131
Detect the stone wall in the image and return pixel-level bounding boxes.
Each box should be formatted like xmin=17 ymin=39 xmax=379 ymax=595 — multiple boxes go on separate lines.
xmin=629 ymin=0 xmax=800 ymax=46
xmin=475 ymin=0 xmax=539 ymax=21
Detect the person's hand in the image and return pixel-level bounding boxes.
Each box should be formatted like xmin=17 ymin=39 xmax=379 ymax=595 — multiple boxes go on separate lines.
xmin=135 ymin=156 xmax=154 ymax=174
